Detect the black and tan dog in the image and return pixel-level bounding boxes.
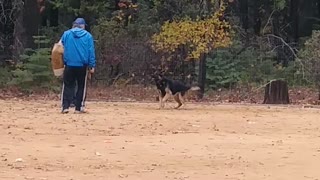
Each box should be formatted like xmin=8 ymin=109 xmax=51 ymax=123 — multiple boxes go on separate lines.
xmin=152 ymin=74 xmax=200 ymax=109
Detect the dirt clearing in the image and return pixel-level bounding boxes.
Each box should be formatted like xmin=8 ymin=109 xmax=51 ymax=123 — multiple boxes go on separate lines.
xmin=0 ymin=100 xmax=320 ymax=180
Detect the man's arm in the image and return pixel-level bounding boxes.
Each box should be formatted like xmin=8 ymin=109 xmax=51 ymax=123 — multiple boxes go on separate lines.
xmin=60 ymin=32 xmax=66 ymax=46
xmin=88 ymin=35 xmax=96 ymax=69
xmin=59 ymin=32 xmax=67 ymax=66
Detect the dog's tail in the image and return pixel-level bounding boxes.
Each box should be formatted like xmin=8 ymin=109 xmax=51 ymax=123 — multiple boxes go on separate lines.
xmin=190 ymin=86 xmax=201 ymax=91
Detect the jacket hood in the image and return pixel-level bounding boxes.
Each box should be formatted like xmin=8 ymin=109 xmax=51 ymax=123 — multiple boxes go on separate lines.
xmin=70 ymin=28 xmax=87 ymax=38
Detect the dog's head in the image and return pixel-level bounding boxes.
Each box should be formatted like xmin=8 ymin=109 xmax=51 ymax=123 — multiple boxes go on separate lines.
xmin=151 ymin=72 xmax=164 ymax=82
xmin=151 ymin=73 xmax=168 ymax=89
xmin=151 ymin=74 xmax=161 ymax=81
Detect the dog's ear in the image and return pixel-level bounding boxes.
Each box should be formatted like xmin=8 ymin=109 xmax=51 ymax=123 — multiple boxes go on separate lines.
xmin=151 ymin=71 xmax=160 ymax=77
xmin=150 ymin=74 xmax=157 ymax=82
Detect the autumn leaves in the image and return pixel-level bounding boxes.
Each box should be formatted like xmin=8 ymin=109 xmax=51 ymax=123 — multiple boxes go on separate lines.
xmin=151 ymin=2 xmax=233 ymax=60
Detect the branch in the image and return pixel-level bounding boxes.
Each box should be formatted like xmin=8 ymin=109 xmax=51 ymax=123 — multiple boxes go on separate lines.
xmin=0 ymin=1 xmax=8 ymax=25
xmin=264 ymin=34 xmax=309 ymax=79
xmin=265 ymin=34 xmax=298 ymax=58
xmin=262 ymin=10 xmax=275 ymax=35
xmin=269 ymin=44 xmax=284 ymax=53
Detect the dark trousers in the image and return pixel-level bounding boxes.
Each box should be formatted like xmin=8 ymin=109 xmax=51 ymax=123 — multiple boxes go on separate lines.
xmin=61 ymin=66 xmax=88 ymax=111
xmin=71 ymin=82 xmax=78 ymax=106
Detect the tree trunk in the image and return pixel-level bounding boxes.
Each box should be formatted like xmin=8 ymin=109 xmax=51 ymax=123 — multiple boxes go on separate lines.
xmin=43 ymin=0 xmax=59 ymax=27
xmin=316 ymin=74 xmax=320 ymax=101
xmin=253 ymin=0 xmax=261 ymax=35
xmin=318 ymin=0 xmax=320 ymax=17
xmin=239 ymin=0 xmax=249 ymax=32
xmin=22 ymin=0 xmax=41 ymax=49
xmin=197 ymin=54 xmax=207 ymax=99
xmin=0 ymin=0 xmax=15 ymax=61
xmin=58 ymin=0 xmax=80 ymax=27
xmin=298 ymin=0 xmax=315 ymax=37
xmin=290 ymin=0 xmax=299 ymax=43
xmin=263 ymin=80 xmax=290 ymax=104
xmin=12 ymin=0 xmax=25 ymax=61
xmin=272 ymin=11 xmax=283 ymax=65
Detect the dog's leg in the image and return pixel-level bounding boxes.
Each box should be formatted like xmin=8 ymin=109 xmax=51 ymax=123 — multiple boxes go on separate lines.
xmin=179 ymin=93 xmax=186 ymax=108
xmin=161 ymin=93 xmax=171 ymax=108
xmin=159 ymin=95 xmax=164 ymax=109
xmin=157 ymin=90 xmax=162 ymax=109
xmin=160 ymin=87 xmax=173 ymax=109
xmin=173 ymin=93 xmax=183 ymax=109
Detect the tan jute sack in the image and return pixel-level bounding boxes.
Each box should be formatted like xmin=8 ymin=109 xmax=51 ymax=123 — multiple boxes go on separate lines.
xmin=51 ymin=40 xmax=64 ymax=77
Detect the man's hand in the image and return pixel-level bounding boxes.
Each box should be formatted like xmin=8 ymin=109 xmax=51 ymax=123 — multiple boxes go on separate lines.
xmin=89 ymin=68 xmax=95 ymax=74
xmin=87 ymin=68 xmax=94 ymax=80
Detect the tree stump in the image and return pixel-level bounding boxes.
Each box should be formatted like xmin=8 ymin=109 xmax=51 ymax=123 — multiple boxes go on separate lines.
xmin=263 ymin=80 xmax=290 ymax=104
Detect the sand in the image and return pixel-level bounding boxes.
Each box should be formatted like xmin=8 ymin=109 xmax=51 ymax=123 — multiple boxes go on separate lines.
xmin=1 ymin=100 xmax=320 ymax=180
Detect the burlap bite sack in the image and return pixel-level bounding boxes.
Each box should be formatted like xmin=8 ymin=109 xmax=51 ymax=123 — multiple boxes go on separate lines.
xmin=51 ymin=40 xmax=64 ymax=77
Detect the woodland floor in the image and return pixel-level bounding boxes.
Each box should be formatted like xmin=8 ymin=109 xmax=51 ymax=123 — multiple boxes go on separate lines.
xmin=1 ymin=99 xmax=320 ymax=180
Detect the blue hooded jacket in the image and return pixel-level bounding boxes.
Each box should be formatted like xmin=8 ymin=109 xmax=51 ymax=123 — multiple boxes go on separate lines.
xmin=61 ymin=27 xmax=96 ymax=68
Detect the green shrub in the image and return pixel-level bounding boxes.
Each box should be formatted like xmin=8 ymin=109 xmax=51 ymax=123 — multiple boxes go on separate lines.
xmin=298 ymin=30 xmax=320 ymax=92
xmin=200 ymin=39 xmax=306 ymax=90
xmin=205 ymin=52 xmax=241 ymax=89
xmin=0 ymin=67 xmax=13 ymax=88
xmin=9 ymin=36 xmax=60 ymax=92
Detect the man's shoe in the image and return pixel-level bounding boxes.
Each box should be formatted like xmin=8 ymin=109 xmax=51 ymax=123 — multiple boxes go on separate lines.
xmin=61 ymin=109 xmax=69 ymax=114
xmin=74 ymin=110 xmax=87 ymax=114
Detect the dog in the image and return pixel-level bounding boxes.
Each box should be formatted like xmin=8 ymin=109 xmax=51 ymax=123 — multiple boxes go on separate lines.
xmin=152 ymin=74 xmax=200 ymax=109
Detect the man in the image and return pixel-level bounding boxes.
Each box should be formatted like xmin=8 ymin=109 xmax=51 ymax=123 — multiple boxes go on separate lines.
xmin=70 ymin=81 xmax=87 ymax=109
xmin=60 ymin=17 xmax=96 ymax=114
xmin=70 ymin=82 xmax=77 ymax=108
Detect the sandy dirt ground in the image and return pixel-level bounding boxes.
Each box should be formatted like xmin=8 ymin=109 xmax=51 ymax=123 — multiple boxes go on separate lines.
xmin=1 ymin=99 xmax=320 ymax=180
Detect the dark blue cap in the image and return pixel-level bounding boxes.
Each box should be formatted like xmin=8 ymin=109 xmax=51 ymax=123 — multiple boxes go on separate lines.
xmin=73 ymin=18 xmax=87 ymax=26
